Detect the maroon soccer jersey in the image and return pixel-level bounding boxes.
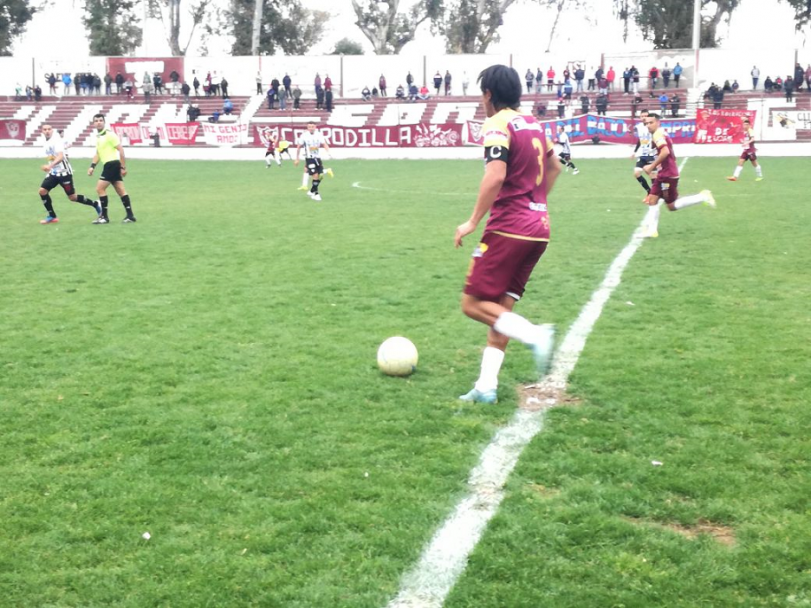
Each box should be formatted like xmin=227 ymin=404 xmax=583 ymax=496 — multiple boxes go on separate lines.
xmin=651 ymin=127 xmax=679 ymax=178
xmin=481 ymin=109 xmax=554 ymax=240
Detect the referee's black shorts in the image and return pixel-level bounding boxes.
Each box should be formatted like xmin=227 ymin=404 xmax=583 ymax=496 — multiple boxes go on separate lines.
xmin=100 ymin=160 xmax=123 ymax=183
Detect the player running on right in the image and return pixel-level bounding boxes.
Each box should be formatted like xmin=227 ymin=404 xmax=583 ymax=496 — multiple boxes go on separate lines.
xmin=727 ymin=117 xmax=763 ymax=182
xmin=555 ymin=125 xmax=579 ymax=174
xmin=641 ymin=113 xmax=715 ymax=238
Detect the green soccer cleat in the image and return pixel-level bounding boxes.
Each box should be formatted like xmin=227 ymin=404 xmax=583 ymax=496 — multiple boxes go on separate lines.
xmin=702 ymin=190 xmax=716 ymax=208
xmin=326 ymin=167 xmax=335 ymax=178
xmin=458 ymin=388 xmax=498 ymax=404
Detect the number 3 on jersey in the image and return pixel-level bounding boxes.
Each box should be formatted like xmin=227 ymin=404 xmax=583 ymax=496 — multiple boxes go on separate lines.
xmin=532 ymin=138 xmax=546 ymax=186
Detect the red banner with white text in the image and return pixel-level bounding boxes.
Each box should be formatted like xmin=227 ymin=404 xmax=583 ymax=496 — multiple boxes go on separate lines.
xmin=110 ymin=123 xmax=143 ymax=145
xmin=0 ymin=119 xmax=27 ymax=141
xmin=253 ymin=123 xmax=463 ymax=148
xmin=165 ymin=122 xmax=200 ymax=145
xmin=694 ymin=109 xmax=757 ymax=144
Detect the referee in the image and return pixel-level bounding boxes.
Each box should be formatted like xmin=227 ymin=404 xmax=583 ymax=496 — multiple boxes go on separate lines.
xmin=87 ymin=113 xmax=137 ymax=223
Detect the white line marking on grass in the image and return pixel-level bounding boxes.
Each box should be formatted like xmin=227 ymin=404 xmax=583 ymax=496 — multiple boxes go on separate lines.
xmin=352 ymin=181 xmax=475 ymax=197
xmin=386 ymin=159 xmax=689 ymax=608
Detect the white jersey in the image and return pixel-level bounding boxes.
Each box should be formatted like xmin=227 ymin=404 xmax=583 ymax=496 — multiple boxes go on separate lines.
xmin=557 ymin=131 xmax=571 ymax=155
xmin=43 ymin=133 xmax=72 ymax=176
xmin=635 ymin=122 xmax=653 ymax=158
xmin=298 ymin=131 xmax=326 ymax=159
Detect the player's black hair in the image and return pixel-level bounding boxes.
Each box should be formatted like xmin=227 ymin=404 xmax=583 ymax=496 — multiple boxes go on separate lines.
xmin=743 ymin=117 xmax=750 ymax=123
xmin=93 ymin=113 xmax=105 ymax=121
xmin=639 ymin=108 xmax=649 ymax=114
xmin=648 ymin=113 xmax=662 ymax=121
xmin=478 ymin=65 xmax=522 ymax=111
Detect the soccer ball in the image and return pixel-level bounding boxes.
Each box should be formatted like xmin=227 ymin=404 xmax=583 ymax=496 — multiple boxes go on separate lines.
xmin=377 ymin=337 xmax=418 ymax=376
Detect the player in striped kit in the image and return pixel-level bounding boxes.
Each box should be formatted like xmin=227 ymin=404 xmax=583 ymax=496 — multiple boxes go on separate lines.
xmin=294 ymin=121 xmax=333 ymax=201
xmin=555 ymin=125 xmax=579 ymax=174
xmin=632 ymin=109 xmax=655 ymax=196
xmin=37 ymin=124 xmax=102 ymax=224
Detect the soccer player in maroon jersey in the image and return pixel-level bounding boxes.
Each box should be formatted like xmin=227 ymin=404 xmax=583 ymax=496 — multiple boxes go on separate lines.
xmin=727 ymin=118 xmax=763 ymax=181
xmin=641 ymin=113 xmax=716 ymax=238
xmin=454 ymin=65 xmax=562 ymax=404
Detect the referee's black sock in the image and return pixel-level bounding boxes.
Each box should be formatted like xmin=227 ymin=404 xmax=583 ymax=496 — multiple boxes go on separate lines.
xmin=121 ymin=194 xmax=134 ymax=217
xmin=40 ymin=193 xmax=56 ymax=217
xmin=637 ymin=176 xmax=650 ymax=192
xmin=568 ymin=161 xmax=577 ymax=170
xmin=100 ymin=195 xmax=109 ymax=218
xmin=75 ymin=194 xmax=96 ymax=207
xmin=311 ymin=179 xmax=321 ymax=194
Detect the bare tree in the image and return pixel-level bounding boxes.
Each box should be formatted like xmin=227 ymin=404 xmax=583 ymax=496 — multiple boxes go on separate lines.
xmin=351 ymin=0 xmax=441 ymax=54
xmin=148 ymin=0 xmax=211 ymax=55
xmin=433 ymin=0 xmax=517 ymax=54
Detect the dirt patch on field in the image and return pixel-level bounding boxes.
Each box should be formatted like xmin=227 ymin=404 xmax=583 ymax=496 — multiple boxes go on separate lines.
xmin=626 ymin=517 xmax=736 ymax=546
xmin=518 ymin=383 xmax=583 ymax=411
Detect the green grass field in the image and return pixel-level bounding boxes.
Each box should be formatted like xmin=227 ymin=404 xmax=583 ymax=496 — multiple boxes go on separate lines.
xmin=1 ymin=155 xmax=809 ymax=607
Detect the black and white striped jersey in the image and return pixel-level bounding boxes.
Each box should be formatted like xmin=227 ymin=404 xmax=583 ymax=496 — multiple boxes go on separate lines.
xmin=43 ymin=133 xmax=73 ymax=176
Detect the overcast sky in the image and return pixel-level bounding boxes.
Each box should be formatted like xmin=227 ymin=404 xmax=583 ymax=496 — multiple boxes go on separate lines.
xmin=12 ymin=0 xmax=806 ymax=58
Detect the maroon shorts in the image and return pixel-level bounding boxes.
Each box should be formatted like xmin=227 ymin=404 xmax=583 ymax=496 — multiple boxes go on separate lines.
xmin=650 ymin=176 xmax=679 ymax=204
xmin=464 ymin=231 xmax=548 ymax=302
xmin=740 ymin=150 xmax=757 ymax=162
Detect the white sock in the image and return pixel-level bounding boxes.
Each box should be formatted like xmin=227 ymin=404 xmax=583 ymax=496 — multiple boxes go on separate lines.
xmin=733 ymin=166 xmax=742 ymax=178
xmin=755 ymin=165 xmax=762 ymax=177
xmin=646 ymin=200 xmax=662 ymax=232
xmin=674 ymin=193 xmax=705 ymax=210
xmin=265 ymin=157 xmax=272 ymax=167
xmin=301 ymin=172 xmax=308 ymax=187
xmin=493 ymin=312 xmax=545 ymax=346
xmin=276 ymin=157 xmax=281 ymax=166
xmin=474 ymin=346 xmax=505 ymax=393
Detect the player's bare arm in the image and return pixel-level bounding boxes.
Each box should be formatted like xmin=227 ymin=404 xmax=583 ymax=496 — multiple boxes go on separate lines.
xmin=455 ymin=159 xmax=506 ymax=248
xmin=42 ymin=151 xmax=64 ymax=173
xmin=118 ymin=144 xmax=127 ymax=176
xmin=645 ymin=145 xmax=668 ymax=175
xmin=88 ymin=152 xmax=100 ymax=175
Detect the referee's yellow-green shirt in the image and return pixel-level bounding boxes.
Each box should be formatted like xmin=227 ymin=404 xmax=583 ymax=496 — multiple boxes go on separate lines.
xmin=96 ymin=129 xmax=121 ymax=164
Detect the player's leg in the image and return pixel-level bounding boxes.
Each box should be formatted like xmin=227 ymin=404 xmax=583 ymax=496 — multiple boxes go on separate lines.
xmin=752 ymin=158 xmax=763 ymax=180
xmin=265 ymin=150 xmax=274 ymax=168
xmin=95 ymin=179 xmax=111 ymax=223
xmin=460 ymin=295 xmax=514 ymax=403
xmin=728 ymin=157 xmax=746 ymax=180
xmin=668 ymin=180 xmax=715 ymax=211
xmin=113 ymin=180 xmax=136 ymax=222
xmin=461 ymin=235 xmax=555 ymax=378
xmin=570 ymin=158 xmax=579 ymax=174
xmin=38 ymin=178 xmax=58 ymax=223
xmin=634 ymin=162 xmax=650 ymax=194
xmin=298 ymin=169 xmax=309 ymax=190
xmin=63 ymin=177 xmax=101 ymax=215
xmin=642 ymin=181 xmax=664 ymax=237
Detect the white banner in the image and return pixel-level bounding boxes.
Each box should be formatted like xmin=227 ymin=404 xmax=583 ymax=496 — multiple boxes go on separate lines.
xmin=201 ymin=122 xmax=249 ymax=147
